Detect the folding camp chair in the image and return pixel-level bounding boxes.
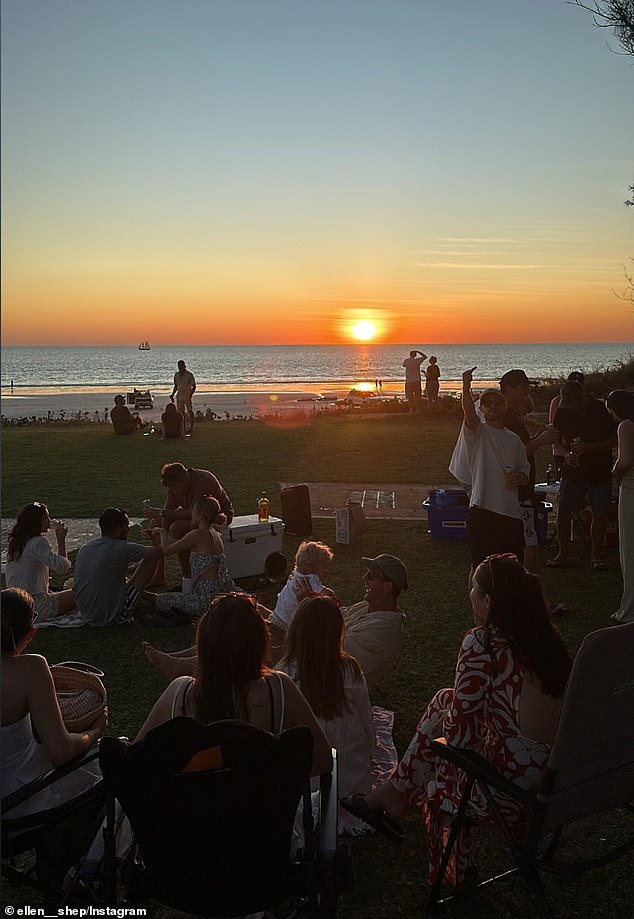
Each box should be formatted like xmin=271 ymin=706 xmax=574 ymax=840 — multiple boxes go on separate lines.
xmin=426 ymin=622 xmax=634 ymax=917
xmin=99 ymin=717 xmax=347 ymax=918
xmin=1 ymin=747 xmax=110 ymax=907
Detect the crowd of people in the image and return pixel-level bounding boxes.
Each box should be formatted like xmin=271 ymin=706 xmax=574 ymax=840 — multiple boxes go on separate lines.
xmin=2 ymin=362 xmax=633 ymax=902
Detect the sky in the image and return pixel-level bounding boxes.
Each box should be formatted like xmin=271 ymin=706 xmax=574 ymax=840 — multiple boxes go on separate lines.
xmin=1 ymin=0 xmax=633 ymax=346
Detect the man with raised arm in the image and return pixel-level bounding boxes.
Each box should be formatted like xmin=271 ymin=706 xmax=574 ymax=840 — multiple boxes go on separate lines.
xmin=449 ymin=366 xmax=530 ymax=568
xmin=402 ymin=349 xmax=427 ymax=413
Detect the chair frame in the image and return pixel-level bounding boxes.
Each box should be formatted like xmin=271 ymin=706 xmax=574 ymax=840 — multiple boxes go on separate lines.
xmin=1 ymin=747 xmax=108 ymax=906
xmin=426 ymin=623 xmax=634 ymax=917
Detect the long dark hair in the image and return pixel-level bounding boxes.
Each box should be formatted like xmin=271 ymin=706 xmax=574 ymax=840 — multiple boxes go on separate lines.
xmin=1 ymin=588 xmax=35 ymax=655
xmin=279 ymin=595 xmax=362 ymax=719
xmin=193 ymin=594 xmax=268 ymax=723
xmin=7 ymin=503 xmax=47 ymax=561
xmin=474 ymin=555 xmax=572 ymax=697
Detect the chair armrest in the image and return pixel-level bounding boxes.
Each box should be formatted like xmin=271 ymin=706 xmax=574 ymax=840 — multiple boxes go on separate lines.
xmin=317 ymin=747 xmax=338 ymax=867
xmin=429 ymin=739 xmax=537 ymax=809
xmin=1 ymin=747 xmax=101 ymax=817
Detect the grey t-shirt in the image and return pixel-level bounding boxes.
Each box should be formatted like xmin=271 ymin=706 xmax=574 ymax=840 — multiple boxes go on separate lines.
xmin=74 ymin=537 xmax=148 ymax=626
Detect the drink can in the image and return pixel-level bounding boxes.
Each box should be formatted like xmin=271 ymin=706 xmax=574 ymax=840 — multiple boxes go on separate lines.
xmin=142 ymin=499 xmax=152 ymax=510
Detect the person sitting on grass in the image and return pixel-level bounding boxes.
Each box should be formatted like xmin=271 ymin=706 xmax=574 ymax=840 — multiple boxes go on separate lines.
xmin=341 ymin=554 xmax=572 ymax=891
xmin=73 ymin=507 xmax=162 ymax=627
xmin=1 ymin=588 xmax=107 ymax=886
xmin=145 ymin=495 xmax=237 ymax=620
xmin=277 ymin=595 xmax=375 ymax=818
xmin=110 ymin=394 xmax=145 ymax=435
xmin=267 ymin=540 xmax=335 ymax=662
xmin=135 ymin=593 xmax=332 ymax=779
xmin=5 ymin=502 xmax=76 ymax=620
xmin=142 ymin=554 xmax=408 ymax=696
xmin=160 ymin=401 xmax=185 ymax=439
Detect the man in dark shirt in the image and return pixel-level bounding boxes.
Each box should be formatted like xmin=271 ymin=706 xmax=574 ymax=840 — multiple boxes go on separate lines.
xmin=499 ymin=369 xmax=560 ymax=572
xmin=549 ymin=380 xmax=617 ymax=570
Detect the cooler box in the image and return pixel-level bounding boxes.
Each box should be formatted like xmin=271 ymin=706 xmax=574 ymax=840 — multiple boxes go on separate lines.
xmin=223 ymin=515 xmax=285 ymax=579
xmin=423 ymin=489 xmax=469 ymax=541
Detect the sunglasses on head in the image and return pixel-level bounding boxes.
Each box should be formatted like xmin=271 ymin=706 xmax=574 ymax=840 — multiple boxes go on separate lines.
xmin=483 ymin=553 xmax=518 ymax=592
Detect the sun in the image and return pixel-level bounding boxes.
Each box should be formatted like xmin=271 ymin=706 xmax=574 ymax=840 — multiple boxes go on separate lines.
xmin=351 ymin=320 xmax=377 ymax=341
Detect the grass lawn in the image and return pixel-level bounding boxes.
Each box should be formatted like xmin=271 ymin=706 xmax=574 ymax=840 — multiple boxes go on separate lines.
xmin=1 ymin=414 xmax=631 ymax=918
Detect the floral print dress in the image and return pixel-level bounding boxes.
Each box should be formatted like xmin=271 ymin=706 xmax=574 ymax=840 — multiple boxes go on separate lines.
xmin=392 ymin=627 xmax=552 ymax=887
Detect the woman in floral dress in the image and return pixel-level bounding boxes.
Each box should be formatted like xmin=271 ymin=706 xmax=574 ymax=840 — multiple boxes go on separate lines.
xmin=344 ymin=553 xmax=572 ymax=888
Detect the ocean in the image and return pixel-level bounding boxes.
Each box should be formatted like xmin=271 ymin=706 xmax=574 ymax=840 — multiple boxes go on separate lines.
xmin=1 ymin=343 xmax=631 ymax=395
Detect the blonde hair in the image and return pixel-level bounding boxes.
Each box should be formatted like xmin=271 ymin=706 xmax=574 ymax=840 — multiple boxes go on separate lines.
xmin=294 ymin=540 xmax=333 ymax=575
xmin=196 ymin=495 xmax=227 ymax=528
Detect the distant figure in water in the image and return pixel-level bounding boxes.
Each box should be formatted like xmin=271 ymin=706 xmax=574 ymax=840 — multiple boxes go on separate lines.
xmin=10 ymin=379 xmax=14 ymax=393
xmin=110 ymin=394 xmax=144 ymax=435
xmin=161 ymin=401 xmax=185 ymax=439
xmin=171 ymin=360 xmax=196 ymax=435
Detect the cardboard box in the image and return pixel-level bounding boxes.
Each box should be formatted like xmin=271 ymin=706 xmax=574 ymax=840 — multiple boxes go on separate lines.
xmin=335 ymin=502 xmax=367 ymax=544
xmin=223 ymin=514 xmax=285 ymax=579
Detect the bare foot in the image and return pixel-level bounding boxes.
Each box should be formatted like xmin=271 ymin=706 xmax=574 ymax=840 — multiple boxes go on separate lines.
xmin=142 ymin=642 xmax=189 ymax=681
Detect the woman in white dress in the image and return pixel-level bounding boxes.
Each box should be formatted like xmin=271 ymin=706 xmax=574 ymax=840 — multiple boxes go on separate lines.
xmin=5 ymin=502 xmax=76 ymax=619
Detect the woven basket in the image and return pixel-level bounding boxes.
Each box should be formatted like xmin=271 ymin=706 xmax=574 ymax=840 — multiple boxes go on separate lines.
xmin=51 ymin=661 xmax=107 ymax=732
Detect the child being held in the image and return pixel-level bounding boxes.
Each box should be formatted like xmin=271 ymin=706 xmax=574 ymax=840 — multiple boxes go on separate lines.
xmin=268 ymin=540 xmax=334 ymax=633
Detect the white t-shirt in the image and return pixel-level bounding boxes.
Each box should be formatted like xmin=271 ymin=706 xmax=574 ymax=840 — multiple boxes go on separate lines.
xmin=269 ymin=570 xmax=324 ymax=632
xmin=449 ymin=421 xmax=529 ymax=519
xmin=402 ymin=356 xmax=424 ymax=382
xmin=5 ymin=535 xmax=71 ymax=597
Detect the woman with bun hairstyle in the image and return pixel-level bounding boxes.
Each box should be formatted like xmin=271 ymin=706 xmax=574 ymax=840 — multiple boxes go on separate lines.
xmin=605 ymin=389 xmax=634 ymax=623
xmin=147 ymin=495 xmax=238 ymax=616
xmin=5 ymin=502 xmax=76 ymax=619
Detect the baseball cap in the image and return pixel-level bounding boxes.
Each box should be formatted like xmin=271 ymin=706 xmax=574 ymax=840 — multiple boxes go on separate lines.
xmin=362 ymin=554 xmax=409 ymax=590
xmin=499 ymin=369 xmax=531 ymax=390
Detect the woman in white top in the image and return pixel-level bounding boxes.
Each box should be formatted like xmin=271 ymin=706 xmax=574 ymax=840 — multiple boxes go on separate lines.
xmin=136 ymin=593 xmax=332 ymax=778
xmin=606 ymin=390 xmax=634 ymax=623
xmin=1 ymin=588 xmax=107 ymax=883
xmin=5 ymin=502 xmax=76 ymax=619
xmin=278 ymin=595 xmax=375 ymax=801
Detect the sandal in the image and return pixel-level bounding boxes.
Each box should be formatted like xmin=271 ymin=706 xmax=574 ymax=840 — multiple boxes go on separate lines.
xmin=546 ymin=558 xmax=569 ymax=569
xmin=591 ymin=561 xmax=608 ymax=571
xmin=340 ymin=795 xmax=405 ymax=844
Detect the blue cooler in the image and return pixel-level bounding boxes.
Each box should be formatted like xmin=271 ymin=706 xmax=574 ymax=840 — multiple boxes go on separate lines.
xmin=423 ymin=489 xmax=469 ymax=541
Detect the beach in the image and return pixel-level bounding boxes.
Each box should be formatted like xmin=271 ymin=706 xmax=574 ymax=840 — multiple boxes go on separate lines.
xmin=0 ymin=379 xmax=503 ymax=422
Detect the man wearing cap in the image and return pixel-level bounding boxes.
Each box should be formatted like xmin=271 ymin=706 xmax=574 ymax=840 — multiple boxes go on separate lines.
xmin=548 ymin=380 xmax=617 ymax=570
xmin=449 ymin=367 xmax=530 ymax=568
xmin=499 ymin=369 xmax=560 ymax=572
xmin=549 ymin=372 xmax=586 ymax=477
xmin=341 ymin=554 xmax=408 ymax=693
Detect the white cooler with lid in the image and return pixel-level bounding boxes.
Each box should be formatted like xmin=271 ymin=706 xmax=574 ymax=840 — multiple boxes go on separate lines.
xmin=223 ymin=514 xmax=285 ymax=579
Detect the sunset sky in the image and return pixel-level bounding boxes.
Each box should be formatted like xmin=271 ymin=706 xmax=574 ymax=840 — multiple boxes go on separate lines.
xmin=2 ymin=0 xmax=632 ymax=346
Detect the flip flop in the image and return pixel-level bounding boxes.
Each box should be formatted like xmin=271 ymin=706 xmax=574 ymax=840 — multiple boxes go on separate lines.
xmin=340 ymin=795 xmax=405 ymax=844
xmin=546 ymin=558 xmax=570 ymax=569
xmin=591 ymin=561 xmax=608 ymax=571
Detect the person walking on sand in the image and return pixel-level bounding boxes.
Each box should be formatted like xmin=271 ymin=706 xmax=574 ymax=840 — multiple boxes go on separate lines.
xmin=171 ymin=360 xmax=196 ymax=434
xmin=402 ymin=349 xmax=427 ymax=413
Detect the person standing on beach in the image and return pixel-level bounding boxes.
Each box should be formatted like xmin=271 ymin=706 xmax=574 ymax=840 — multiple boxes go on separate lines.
xmin=402 ymin=350 xmax=427 ymax=413
xmin=171 ymin=360 xmax=196 ymax=434
xmin=449 ymin=367 xmax=529 ymax=569
xmin=424 ymin=356 xmax=440 ymax=407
